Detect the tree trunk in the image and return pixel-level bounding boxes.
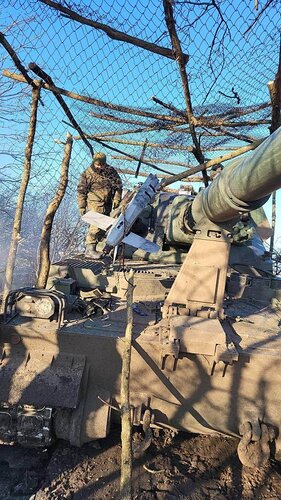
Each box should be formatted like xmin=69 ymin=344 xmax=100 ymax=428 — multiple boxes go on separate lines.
xmin=1 ymin=85 xmax=40 ymax=312
xmin=36 ymin=133 xmax=73 ymax=288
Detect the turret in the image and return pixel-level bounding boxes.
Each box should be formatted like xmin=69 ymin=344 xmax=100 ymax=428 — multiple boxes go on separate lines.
xmin=164 ymin=126 xmax=281 ymax=317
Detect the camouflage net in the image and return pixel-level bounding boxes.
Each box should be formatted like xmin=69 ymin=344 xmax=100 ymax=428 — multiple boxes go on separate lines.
xmin=0 ymin=0 xmax=280 ymax=286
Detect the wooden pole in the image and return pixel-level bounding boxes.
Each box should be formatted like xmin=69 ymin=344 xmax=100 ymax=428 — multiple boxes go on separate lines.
xmin=160 ymin=139 xmax=263 ymax=189
xmin=3 ymin=70 xmax=185 ymax=124
xmin=152 ymin=95 xmax=270 ymax=121
xmin=196 ymin=118 xmax=270 ymax=128
xmin=151 ymin=95 xmax=188 ymax=119
xmin=111 ymin=155 xmax=193 ymax=168
xmin=84 ymin=138 xmax=172 ymax=175
xmin=117 ymin=167 xmax=203 ymax=182
xmin=29 ymin=63 xmax=93 ymax=155
xmin=89 ymin=111 xmax=183 ymax=129
xmin=1 ymin=85 xmax=41 ymax=311
xmin=39 ymin=0 xmax=189 ymax=62
xmin=163 ymin=0 xmax=208 ymax=186
xmin=36 ymin=133 xmax=73 ymax=288
xmin=268 ymin=36 xmax=281 ymax=253
xmin=79 ymin=136 xmax=194 ymax=151
xmin=203 ymin=101 xmax=270 ymax=120
xmin=120 ymin=269 xmax=135 ymax=500
xmin=3 ymin=71 xmax=270 ymax=129
xmin=0 ymin=32 xmax=37 ymax=89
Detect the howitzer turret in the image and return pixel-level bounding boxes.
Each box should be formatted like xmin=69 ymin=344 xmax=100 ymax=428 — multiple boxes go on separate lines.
xmin=164 ymin=127 xmax=281 ymax=318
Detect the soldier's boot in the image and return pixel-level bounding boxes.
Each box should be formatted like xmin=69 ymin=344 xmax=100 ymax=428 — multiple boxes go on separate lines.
xmin=85 ymin=243 xmax=102 ymax=259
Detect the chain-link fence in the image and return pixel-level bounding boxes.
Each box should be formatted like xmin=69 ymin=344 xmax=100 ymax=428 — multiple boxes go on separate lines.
xmin=0 ymin=0 xmax=280 ymax=288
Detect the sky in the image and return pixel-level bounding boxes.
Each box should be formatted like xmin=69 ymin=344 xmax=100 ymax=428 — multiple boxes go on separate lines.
xmin=1 ymin=0 xmax=281 ymax=246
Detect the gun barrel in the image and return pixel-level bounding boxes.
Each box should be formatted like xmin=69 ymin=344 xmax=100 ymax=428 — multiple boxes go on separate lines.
xmin=192 ymin=126 xmax=281 ymax=224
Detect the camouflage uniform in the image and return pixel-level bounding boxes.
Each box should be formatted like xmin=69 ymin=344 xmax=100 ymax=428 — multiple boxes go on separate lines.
xmin=77 ymin=162 xmax=122 ymax=245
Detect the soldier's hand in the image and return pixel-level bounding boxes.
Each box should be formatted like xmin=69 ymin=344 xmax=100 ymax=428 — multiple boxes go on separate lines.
xmin=79 ymin=207 xmax=86 ymax=216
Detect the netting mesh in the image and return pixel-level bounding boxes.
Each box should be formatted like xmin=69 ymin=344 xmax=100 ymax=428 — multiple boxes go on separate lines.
xmin=0 ymin=0 xmax=280 ymax=286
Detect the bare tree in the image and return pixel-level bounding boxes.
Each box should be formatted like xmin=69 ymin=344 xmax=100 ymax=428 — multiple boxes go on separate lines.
xmin=1 ymin=84 xmax=41 ymax=310
xmin=37 ymin=133 xmax=73 ymax=288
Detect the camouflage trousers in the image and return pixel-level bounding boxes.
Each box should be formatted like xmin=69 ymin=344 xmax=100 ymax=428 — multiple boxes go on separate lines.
xmin=85 ymin=199 xmax=112 ymax=245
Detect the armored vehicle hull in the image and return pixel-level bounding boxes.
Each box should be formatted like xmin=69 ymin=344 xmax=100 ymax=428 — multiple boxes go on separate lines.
xmin=1 ymin=256 xmax=281 ymax=468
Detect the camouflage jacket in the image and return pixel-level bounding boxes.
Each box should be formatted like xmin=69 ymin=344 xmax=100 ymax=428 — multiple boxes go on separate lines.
xmin=77 ymin=163 xmax=122 ymax=210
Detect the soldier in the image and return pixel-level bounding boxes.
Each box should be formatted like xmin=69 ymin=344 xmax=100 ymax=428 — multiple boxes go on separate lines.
xmin=77 ymin=152 xmax=122 ymax=258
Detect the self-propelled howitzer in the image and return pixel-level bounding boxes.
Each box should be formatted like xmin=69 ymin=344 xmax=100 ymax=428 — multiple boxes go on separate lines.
xmin=1 ymin=128 xmax=281 ymax=468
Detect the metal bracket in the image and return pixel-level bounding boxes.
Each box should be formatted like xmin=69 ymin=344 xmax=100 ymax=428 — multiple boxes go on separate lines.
xmin=160 ymin=338 xmax=180 ymax=370
xmin=237 ymin=420 xmax=276 ymax=467
xmin=210 ymin=342 xmax=239 ymax=376
xmin=214 ymin=342 xmax=239 ymax=364
xmin=164 ymin=223 xmax=231 ymax=319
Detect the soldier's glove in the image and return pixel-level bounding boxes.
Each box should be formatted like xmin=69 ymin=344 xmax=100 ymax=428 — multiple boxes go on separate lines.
xmin=79 ymin=207 xmax=86 ymax=216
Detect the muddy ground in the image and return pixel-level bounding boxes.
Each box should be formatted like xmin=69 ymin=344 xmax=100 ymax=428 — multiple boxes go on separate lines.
xmin=1 ymin=427 xmax=281 ymax=499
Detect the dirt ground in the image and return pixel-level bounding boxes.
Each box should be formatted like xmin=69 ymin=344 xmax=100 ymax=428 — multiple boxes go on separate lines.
xmin=1 ymin=427 xmax=281 ymax=499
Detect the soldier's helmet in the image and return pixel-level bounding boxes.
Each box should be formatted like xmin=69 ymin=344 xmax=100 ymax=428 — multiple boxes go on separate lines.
xmin=93 ymin=152 xmax=106 ymax=165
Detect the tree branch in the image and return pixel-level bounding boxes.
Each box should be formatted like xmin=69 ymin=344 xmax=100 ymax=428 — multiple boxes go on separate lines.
xmin=3 ymin=70 xmax=185 ymax=124
xmin=37 ymin=133 xmax=73 ymax=288
xmin=73 ymin=135 xmax=194 ymax=151
xmin=1 ymin=85 xmax=41 ymax=312
xmin=86 ymin=138 xmax=172 ymax=175
xmin=116 ymin=167 xmax=203 ymax=182
xmin=111 ymin=155 xmax=193 ymax=168
xmin=196 ymin=117 xmax=271 ymax=128
xmin=82 ymin=125 xmax=171 ymax=138
xmin=0 ymin=32 xmax=44 ymax=106
xmin=210 ymin=127 xmax=257 ymax=143
xmin=160 ymin=139 xmax=264 ymax=188
xmin=28 ymin=63 xmax=93 ymax=155
xmin=39 ymin=0 xmax=188 ymax=62
xmin=243 ymin=0 xmax=275 ymax=35
xmin=163 ymin=0 xmax=207 ymax=186
xmin=202 ymin=102 xmax=271 ymax=120
xmin=151 ymin=95 xmax=188 ymax=119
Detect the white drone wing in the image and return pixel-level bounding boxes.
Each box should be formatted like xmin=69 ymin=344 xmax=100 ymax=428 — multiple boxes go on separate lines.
xmin=81 ymin=174 xmax=160 ymax=254
xmin=82 ymin=211 xmax=160 ymax=253
xmin=122 ymin=232 xmax=159 ymax=253
xmin=81 ymin=211 xmax=115 ymax=231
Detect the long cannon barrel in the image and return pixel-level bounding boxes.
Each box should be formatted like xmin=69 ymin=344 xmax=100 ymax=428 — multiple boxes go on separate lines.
xmin=191 ymin=126 xmax=281 ymax=225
